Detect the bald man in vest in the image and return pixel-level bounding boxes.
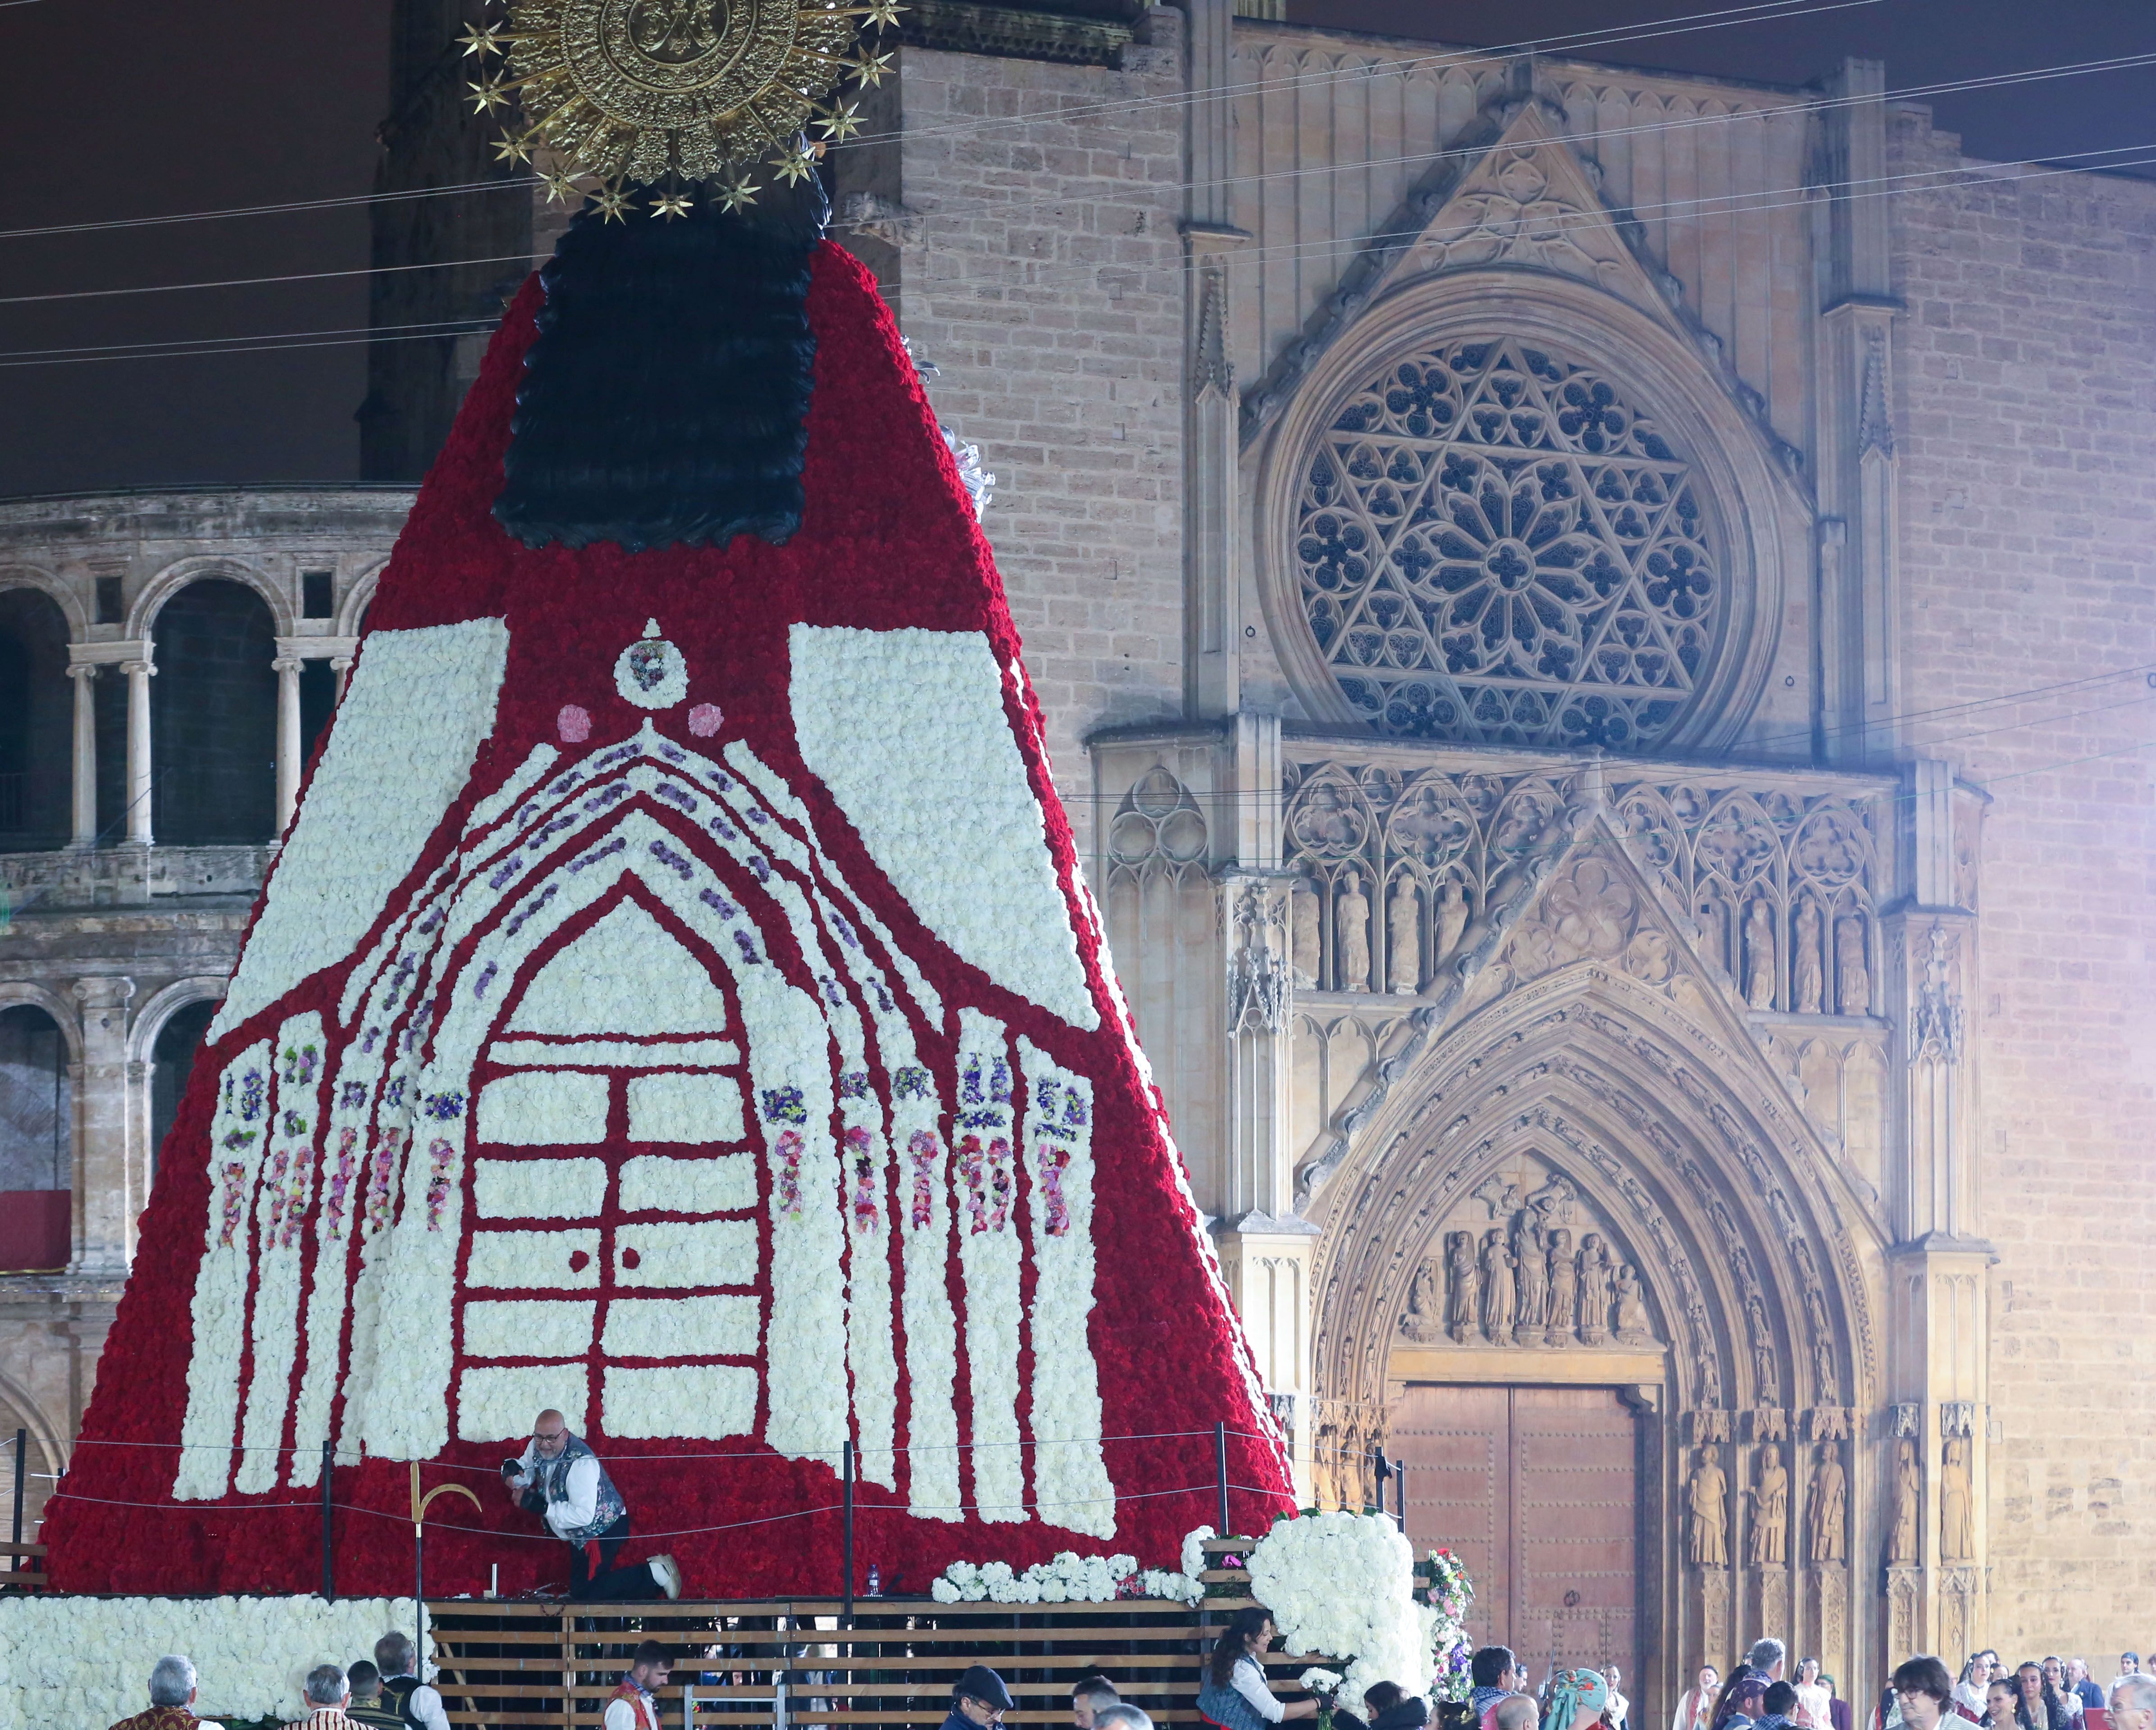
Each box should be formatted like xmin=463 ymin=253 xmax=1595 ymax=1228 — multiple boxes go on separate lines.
xmin=504 ymin=1409 xmax=682 ymax=1600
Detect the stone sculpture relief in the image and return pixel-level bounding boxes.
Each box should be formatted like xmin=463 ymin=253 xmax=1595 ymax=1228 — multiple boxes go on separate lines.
xmin=1836 ymin=915 xmax=1871 ymax=1016
xmin=1940 ymin=1434 xmax=1975 ymax=1561
xmin=1613 ymin=1262 xmax=1653 ymax=1344
xmin=1743 ymin=898 xmax=1777 ymax=1009
xmin=1793 ymin=898 xmax=1824 ymax=1014
xmin=1688 ymin=1446 xmax=1729 ymax=1566
xmin=1291 ymin=878 xmax=1321 ymax=988
xmin=1747 ymin=1442 xmax=1789 ymax=1564
xmin=1399 ymin=1165 xmax=1662 ymax=1352
xmin=1389 ymin=875 xmax=1420 ymax=994
xmin=1436 ymin=879 xmax=1470 ymax=970
xmin=1887 ymin=1437 xmax=1921 ymax=1564
xmin=1808 ymin=1442 xmax=1846 ymax=1563
xmin=1336 ymin=870 xmax=1372 ymax=992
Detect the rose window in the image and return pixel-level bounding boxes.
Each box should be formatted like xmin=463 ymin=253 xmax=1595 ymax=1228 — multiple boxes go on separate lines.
xmin=1296 ymin=337 xmax=1723 ymax=749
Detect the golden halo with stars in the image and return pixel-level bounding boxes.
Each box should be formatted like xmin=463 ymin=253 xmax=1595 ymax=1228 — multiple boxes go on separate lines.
xmin=463 ymin=0 xmax=900 ymax=210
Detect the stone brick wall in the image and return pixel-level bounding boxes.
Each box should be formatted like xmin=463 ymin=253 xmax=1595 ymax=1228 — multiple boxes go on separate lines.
xmin=838 ymin=26 xmax=1190 ymax=856
xmin=1889 ymin=105 xmax=2156 ymax=1648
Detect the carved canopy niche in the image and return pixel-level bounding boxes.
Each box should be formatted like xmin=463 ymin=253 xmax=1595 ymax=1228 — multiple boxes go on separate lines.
xmin=1396 ymin=1151 xmax=1666 ymax=1354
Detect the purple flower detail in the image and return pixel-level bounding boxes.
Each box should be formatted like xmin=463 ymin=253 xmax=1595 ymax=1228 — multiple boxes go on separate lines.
xmin=699 ymin=888 xmax=738 ymax=919
xmin=761 ymin=1086 xmax=807 ymax=1124
xmin=748 ymin=809 xmax=770 ymax=825
xmin=583 ymin=783 xmax=630 ymax=812
xmin=747 ymin=856 xmax=770 ymax=883
xmin=339 ymin=1081 xmax=368 ymax=1110
xmin=424 ymin=1091 xmax=466 ymax=1121
xmin=648 ymin=839 xmax=694 ymax=880
xmin=488 ymin=858 xmax=521 ymax=890
xmin=505 ymin=883 xmax=558 ymax=937
xmin=571 ymin=836 xmax=626 ymax=872
xmin=893 ymin=1066 xmax=932 ymax=1100
xmin=830 ymin=913 xmax=860 ymax=949
xmin=733 ymin=930 xmax=761 ymax=965
xmin=416 ymin=907 xmax=444 ymax=933
xmin=839 ymin=1070 xmax=872 ymax=1100
xmin=708 ymin=819 xmax=738 ymax=842
xmin=655 ymin=783 xmax=698 ymax=812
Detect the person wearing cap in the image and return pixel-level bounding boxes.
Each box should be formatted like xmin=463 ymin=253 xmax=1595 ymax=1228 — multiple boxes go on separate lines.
xmin=946 ymin=1666 xmax=1016 ymax=1730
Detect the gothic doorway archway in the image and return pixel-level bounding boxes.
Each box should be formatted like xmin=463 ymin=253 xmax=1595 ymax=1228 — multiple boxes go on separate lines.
xmin=1303 ymin=827 xmax=1881 ymax=1730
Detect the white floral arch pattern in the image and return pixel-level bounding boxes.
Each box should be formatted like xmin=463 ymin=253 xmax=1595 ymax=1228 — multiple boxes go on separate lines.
xmin=1256 ymin=274 xmax=1806 ymax=756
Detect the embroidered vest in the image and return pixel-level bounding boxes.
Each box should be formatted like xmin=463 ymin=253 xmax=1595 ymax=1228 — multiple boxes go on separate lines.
xmin=610 ymin=1681 xmax=660 ymax=1730
xmin=379 ymin=1675 xmax=427 ymax=1730
xmin=1198 ymin=1663 xmax=1274 ymax=1730
xmin=537 ymin=1432 xmax=628 ymax=1543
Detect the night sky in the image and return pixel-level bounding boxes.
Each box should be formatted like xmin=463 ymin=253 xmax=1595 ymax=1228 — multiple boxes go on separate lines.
xmin=1 ymin=0 xmax=2149 ymax=498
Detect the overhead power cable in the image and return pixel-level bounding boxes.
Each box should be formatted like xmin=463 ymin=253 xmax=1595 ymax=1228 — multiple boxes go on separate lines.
xmin=4 ymin=137 xmax=2147 ymax=344
xmin=0 ymin=0 xmax=1885 ymax=242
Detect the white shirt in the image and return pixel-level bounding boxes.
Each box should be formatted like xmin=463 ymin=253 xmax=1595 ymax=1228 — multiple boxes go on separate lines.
xmin=514 ymin=1442 xmax=604 ymax=1539
xmin=604 ymin=1684 xmax=656 ymax=1730
xmin=1231 ymin=1656 xmax=1286 ymax=1725
xmin=383 ymin=1676 xmax=451 ymax=1730
xmin=1609 ymin=1691 xmax=1630 ymax=1730
xmin=1674 ymin=1690 xmax=1713 ymax=1730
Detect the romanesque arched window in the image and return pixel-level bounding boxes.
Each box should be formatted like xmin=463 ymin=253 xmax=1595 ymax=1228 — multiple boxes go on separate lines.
xmin=1294 ymin=336 xmax=1726 ymax=751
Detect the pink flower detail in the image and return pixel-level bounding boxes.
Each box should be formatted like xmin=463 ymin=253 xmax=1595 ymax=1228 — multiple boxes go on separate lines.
xmin=958 ymin=1135 xmax=1013 ymax=1234
xmin=845 ymin=1126 xmax=880 ymax=1233
xmin=323 ymin=1128 xmax=359 ymax=1239
xmin=774 ymin=1129 xmax=806 ymax=1218
xmin=423 ymin=1138 xmax=458 ymax=1229
xmin=557 ymin=704 xmax=592 ymax=742
xmin=1035 ymin=1144 xmax=1071 ymax=1236
xmin=688 ymin=702 xmax=723 ymax=737
xmin=363 ymin=1129 xmax=404 ymax=1234
xmin=906 ymin=1129 xmax=939 ymax=1229
xmin=217 ymin=1162 xmax=250 ymax=1247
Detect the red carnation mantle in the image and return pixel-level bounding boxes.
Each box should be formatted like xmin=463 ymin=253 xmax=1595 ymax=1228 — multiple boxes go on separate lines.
xmin=44 ymin=242 xmax=1295 ymax=1599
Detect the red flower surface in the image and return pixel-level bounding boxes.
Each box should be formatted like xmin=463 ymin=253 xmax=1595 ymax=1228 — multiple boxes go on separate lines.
xmin=44 ymin=244 xmax=1294 ymax=1599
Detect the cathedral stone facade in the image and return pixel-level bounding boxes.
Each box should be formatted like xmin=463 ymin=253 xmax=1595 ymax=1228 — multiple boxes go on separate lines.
xmin=3 ymin=0 xmax=2153 ymax=1707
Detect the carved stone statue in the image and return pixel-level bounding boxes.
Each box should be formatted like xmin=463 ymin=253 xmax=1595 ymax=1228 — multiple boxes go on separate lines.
xmin=1836 ymin=913 xmax=1871 ymax=1015
xmin=1747 ymin=1442 xmax=1790 ymax=1565
xmin=1336 ymin=870 xmax=1372 ymax=993
xmin=1793 ymin=897 xmax=1824 ymax=1014
xmin=1687 ymin=1447 xmax=1728 ymax=1567
xmin=1887 ymin=1437 xmax=1920 ymax=1564
xmin=1743 ymin=897 xmax=1776 ymax=1009
xmin=1612 ymin=1262 xmax=1653 ymax=1343
xmin=1543 ymin=1228 xmax=1577 ymax=1346
xmin=1940 ymin=1434 xmax=1975 ymax=1560
xmin=1479 ymin=1227 xmax=1517 ymax=1343
xmin=1576 ymin=1232 xmax=1613 ymax=1343
xmin=1524 ymin=1171 xmax=1579 ymax=1225
xmin=1807 ymin=1443 xmax=1847 ymax=1563
xmin=1388 ymin=875 xmax=1421 ymax=995
xmin=1290 ymin=878 xmax=1321 ymax=988
xmin=1435 ymin=878 xmax=1469 ymax=967
xmin=1399 ymin=1258 xmax=1442 ymax=1343
xmin=1511 ymin=1216 xmax=1547 ymax=1342
xmin=1444 ymin=1230 xmax=1477 ymax=1343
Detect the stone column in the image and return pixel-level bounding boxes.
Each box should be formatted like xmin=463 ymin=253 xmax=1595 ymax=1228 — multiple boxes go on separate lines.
xmin=274 ymin=652 xmax=305 ymax=833
xmin=331 ymin=652 xmax=354 ymax=701
xmin=123 ymin=657 xmax=155 ymax=844
xmin=69 ymin=976 xmax=137 ymax=1276
xmin=65 ymin=660 xmax=97 ymax=846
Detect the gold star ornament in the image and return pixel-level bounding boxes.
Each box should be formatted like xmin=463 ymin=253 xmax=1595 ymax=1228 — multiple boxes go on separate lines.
xmin=501 ymin=0 xmax=900 ymax=197
xmin=650 ymin=189 xmax=695 ymax=219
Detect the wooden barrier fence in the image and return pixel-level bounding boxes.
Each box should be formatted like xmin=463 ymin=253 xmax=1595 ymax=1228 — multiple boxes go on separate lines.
xmin=423 ymin=1539 xmax=1322 ymax=1730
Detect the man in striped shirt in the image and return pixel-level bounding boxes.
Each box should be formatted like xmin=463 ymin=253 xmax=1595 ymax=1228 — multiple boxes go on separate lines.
xmin=282 ymin=1666 xmax=356 ymax=1730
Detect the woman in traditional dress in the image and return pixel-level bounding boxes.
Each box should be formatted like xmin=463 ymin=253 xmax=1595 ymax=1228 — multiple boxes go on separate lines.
xmin=1197 ymin=1607 xmax=1319 ymax=1730
xmin=1673 ymin=1668 xmax=1722 ymax=1730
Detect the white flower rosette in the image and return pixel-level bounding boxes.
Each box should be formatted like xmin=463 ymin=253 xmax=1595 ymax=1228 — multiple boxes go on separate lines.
xmin=930 ymin=1547 xmax=1196 ymax=1605
xmin=1246 ymin=1512 xmax=1429 ymax=1704
xmin=0 ymin=1596 xmax=426 ymax=1730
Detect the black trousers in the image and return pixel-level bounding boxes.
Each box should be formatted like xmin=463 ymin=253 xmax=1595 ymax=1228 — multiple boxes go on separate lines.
xmin=567 ymin=1512 xmax=662 ymax=1601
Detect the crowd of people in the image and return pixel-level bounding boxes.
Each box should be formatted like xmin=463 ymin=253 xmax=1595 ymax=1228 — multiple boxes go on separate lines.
xmin=97 ymin=1595 xmax=2156 ymax=1730
xmin=106 ymin=1633 xmax=451 ymax=1730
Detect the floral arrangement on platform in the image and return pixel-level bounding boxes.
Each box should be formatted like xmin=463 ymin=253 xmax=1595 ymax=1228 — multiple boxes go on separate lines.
xmin=0 ymin=1596 xmax=424 ymax=1730
xmin=1248 ymin=1512 xmax=1435 ymax=1704
xmin=931 ymin=1547 xmax=1202 ymax=1606
xmin=43 ymin=221 xmax=1298 ymax=1600
xmin=1417 ymin=1547 xmax=1476 ymax=1702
